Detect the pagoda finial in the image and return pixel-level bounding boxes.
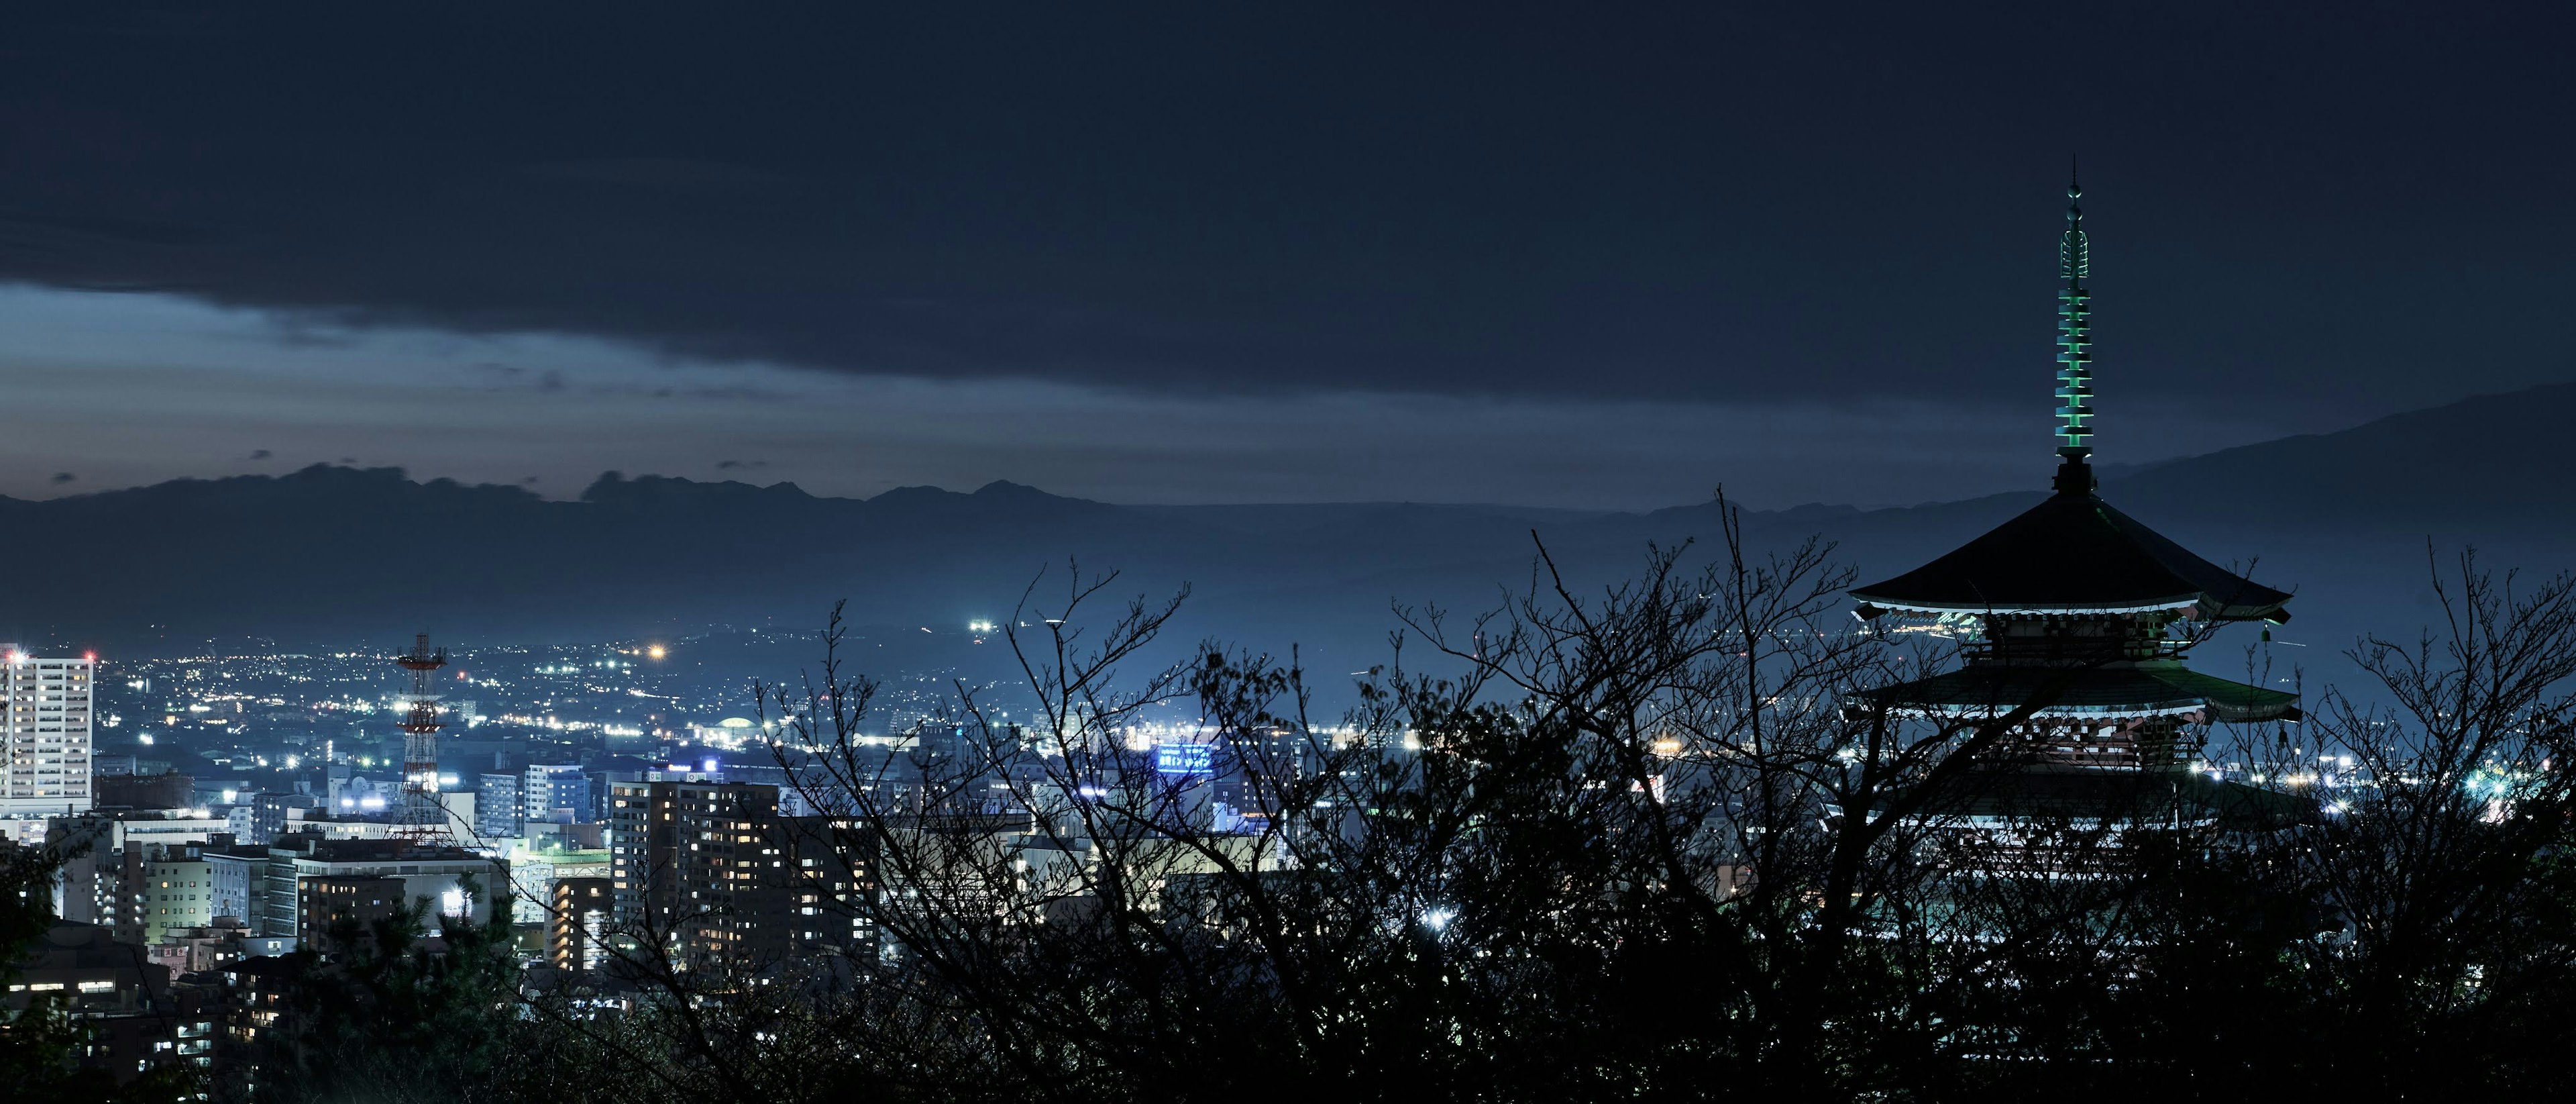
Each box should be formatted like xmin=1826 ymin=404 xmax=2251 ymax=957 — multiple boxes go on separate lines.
xmin=2052 ymin=157 xmax=2095 ymax=493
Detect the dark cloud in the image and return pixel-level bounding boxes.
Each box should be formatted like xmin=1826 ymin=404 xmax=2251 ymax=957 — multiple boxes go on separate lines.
xmin=0 ymin=5 xmax=2566 ymax=421
xmin=714 ymin=460 xmax=768 ymax=470
xmin=50 ymin=472 xmax=75 ymax=484
xmin=250 ymin=449 xmax=272 ymax=460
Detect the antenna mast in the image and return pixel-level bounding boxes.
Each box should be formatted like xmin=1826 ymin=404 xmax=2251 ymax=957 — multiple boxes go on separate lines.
xmin=394 ymin=633 xmax=451 ymax=843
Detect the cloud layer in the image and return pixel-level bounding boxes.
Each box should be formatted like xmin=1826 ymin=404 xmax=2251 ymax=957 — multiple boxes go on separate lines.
xmin=0 ymin=287 xmax=2350 ymax=509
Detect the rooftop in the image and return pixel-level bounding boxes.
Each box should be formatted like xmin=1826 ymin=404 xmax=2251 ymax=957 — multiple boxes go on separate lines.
xmin=1850 ymin=462 xmax=2292 ymax=623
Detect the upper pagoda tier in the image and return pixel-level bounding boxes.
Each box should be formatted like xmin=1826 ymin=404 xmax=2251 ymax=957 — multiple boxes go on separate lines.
xmin=1847 ymin=469 xmax=2293 ymax=624
xmin=1851 ymin=168 xmax=2290 ymax=628
xmin=1847 ymin=170 xmax=2301 ymax=742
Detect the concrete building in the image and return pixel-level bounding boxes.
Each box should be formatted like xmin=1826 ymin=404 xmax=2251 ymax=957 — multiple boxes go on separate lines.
xmin=1 ymin=647 xmax=94 ymax=816
xmin=239 ymin=833 xmax=500 ymax=938
xmin=139 ymin=844 xmax=216 ymax=944
xmin=608 ymin=779 xmax=873 ymax=969
xmin=504 ymin=843 xmax=610 ymax=925
xmin=202 ymin=844 xmax=268 ymax=929
xmin=249 ymin=793 xmax=319 ymax=846
xmin=297 ymin=875 xmax=411 ymax=950
xmin=547 ymin=876 xmax=613 ymax=973
xmin=48 ymin=813 xmax=237 ymax=942
xmin=476 ymin=771 xmax=521 ymax=844
xmin=94 ymin=771 xmax=193 ymax=810
xmin=7 ymin=921 xmax=215 ymax=1084
xmin=144 ymin=917 xmax=282 ymax=976
xmin=523 ymin=764 xmax=590 ymax=825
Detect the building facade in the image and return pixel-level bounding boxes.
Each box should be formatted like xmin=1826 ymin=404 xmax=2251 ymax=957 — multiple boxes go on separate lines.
xmin=94 ymin=770 xmax=193 ymax=810
xmin=523 ymin=764 xmax=590 ymax=825
xmin=476 ymin=772 xmax=522 ymax=844
xmin=1 ymin=647 xmax=94 ymax=816
xmin=547 ymin=876 xmax=613 ymax=973
xmin=48 ymin=813 xmax=238 ymax=943
xmin=237 ymin=833 xmax=500 ymax=938
xmin=140 ymin=845 xmax=217 ymax=944
xmin=608 ymin=779 xmax=873 ymax=968
xmin=8 ymin=921 xmax=213 ymax=1084
xmin=297 ymin=875 xmax=410 ymax=950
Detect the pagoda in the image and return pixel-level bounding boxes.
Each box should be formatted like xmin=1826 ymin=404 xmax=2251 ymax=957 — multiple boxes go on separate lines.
xmin=1848 ymin=172 xmax=2300 ymax=835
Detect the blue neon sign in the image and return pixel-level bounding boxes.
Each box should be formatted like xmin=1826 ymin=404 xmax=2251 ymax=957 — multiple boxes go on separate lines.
xmin=1155 ymin=742 xmax=1214 ymax=776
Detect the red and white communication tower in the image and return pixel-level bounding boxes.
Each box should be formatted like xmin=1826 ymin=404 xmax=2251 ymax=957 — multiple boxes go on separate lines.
xmin=394 ymin=633 xmax=451 ymax=842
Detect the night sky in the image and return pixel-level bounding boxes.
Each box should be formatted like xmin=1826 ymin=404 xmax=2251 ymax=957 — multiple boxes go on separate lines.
xmin=0 ymin=4 xmax=2567 ymax=509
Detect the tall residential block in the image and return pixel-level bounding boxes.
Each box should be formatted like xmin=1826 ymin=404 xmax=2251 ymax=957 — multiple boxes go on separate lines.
xmin=1 ymin=646 xmax=94 ymax=816
xmin=608 ymin=779 xmax=873 ymax=969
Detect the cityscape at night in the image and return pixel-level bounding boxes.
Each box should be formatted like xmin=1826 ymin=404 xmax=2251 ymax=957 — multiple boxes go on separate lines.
xmin=7 ymin=5 xmax=2576 ymax=1103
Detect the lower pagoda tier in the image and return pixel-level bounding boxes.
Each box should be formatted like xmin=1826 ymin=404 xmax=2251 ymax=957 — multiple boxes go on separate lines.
xmin=1862 ymin=766 xmax=2316 ymax=876
xmin=1860 ymin=661 xmax=2300 ymax=724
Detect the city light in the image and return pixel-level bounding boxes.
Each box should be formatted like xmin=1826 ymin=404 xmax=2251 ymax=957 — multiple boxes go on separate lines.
xmin=647 ymin=645 xmax=667 ymax=659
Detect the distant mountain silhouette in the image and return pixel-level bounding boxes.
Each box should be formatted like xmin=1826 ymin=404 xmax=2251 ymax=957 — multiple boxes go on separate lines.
xmin=3 ymin=384 xmax=2570 ymax=700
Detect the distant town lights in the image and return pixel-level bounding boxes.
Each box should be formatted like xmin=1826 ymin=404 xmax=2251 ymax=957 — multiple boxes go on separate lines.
xmin=647 ymin=645 xmax=667 ymax=659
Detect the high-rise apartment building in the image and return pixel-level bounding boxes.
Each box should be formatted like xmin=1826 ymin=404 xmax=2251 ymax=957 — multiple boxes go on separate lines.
xmin=1 ymin=646 xmax=94 ymax=816
xmin=608 ymin=779 xmax=873 ymax=969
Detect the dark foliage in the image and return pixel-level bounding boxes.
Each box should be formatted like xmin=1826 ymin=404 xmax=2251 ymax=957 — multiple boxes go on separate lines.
xmin=18 ymin=540 xmax=2576 ymax=1103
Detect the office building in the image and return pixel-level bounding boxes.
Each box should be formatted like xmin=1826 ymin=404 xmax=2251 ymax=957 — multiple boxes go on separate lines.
xmin=237 ymin=833 xmax=499 ymax=938
xmin=476 ymin=772 xmax=522 ymax=844
xmin=139 ymin=844 xmax=217 ymax=944
xmin=523 ymin=764 xmax=590 ymax=825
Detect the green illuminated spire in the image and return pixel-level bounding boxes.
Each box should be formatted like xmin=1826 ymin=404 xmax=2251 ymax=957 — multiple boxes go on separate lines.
xmin=2054 ymin=160 xmax=2094 ymax=469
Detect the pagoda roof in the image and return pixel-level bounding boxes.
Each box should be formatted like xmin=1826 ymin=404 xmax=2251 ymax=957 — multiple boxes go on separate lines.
xmin=1858 ymin=661 xmax=2301 ymax=723
xmin=1850 ymin=486 xmax=2292 ymax=621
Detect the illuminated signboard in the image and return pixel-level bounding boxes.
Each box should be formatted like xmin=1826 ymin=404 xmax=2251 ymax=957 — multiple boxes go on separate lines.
xmin=1155 ymin=742 xmax=1214 ymax=777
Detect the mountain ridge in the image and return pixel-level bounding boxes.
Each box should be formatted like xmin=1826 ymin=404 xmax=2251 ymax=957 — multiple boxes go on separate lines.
xmin=0 ymin=384 xmax=2567 ymax=693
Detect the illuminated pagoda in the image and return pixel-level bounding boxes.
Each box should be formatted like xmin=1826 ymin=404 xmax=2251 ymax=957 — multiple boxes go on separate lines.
xmin=1849 ymin=172 xmax=2300 ymax=841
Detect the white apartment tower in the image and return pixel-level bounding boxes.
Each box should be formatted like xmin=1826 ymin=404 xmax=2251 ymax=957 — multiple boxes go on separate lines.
xmin=1 ymin=646 xmax=95 ymax=816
